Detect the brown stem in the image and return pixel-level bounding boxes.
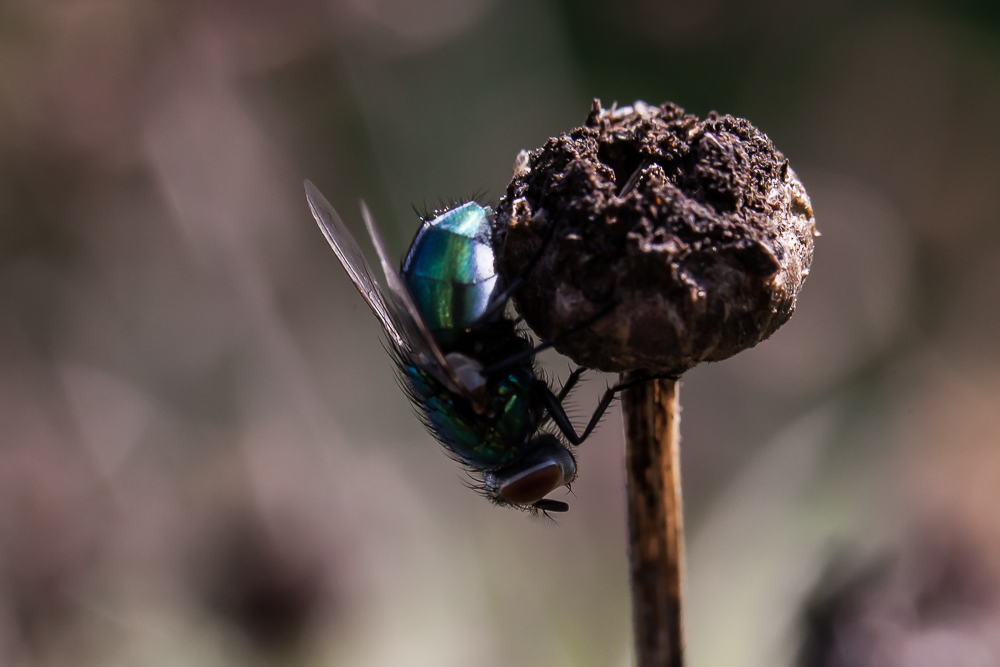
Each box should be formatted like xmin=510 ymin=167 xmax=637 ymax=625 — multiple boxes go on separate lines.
xmin=622 ymin=375 xmax=684 ymax=667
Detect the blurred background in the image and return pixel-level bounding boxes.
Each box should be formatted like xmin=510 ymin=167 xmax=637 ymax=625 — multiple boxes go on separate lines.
xmin=1 ymin=0 xmax=999 ymax=665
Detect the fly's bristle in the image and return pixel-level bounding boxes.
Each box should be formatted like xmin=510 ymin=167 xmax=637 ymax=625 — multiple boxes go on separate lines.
xmin=529 ymin=505 xmax=561 ymax=523
xmin=466 ymin=187 xmax=490 ymax=207
xmin=413 ymin=191 xmax=492 ymax=223
xmin=413 ymin=201 xmax=435 ymax=222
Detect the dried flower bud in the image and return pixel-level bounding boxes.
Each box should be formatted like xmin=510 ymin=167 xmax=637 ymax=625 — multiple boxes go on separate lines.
xmin=495 ymin=99 xmax=817 ymax=374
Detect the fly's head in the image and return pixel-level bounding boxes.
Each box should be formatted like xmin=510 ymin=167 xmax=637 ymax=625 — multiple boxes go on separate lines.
xmin=482 ymin=434 xmax=577 ymax=513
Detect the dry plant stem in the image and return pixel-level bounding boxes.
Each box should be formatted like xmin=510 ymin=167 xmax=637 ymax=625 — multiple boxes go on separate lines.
xmin=622 ymin=375 xmax=684 ymax=667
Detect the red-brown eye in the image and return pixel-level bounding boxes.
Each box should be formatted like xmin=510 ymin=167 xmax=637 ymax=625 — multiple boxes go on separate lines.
xmin=499 ymin=461 xmax=563 ymax=505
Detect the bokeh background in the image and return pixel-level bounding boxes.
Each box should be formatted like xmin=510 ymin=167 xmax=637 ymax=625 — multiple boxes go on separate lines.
xmin=2 ymin=0 xmax=1000 ymax=665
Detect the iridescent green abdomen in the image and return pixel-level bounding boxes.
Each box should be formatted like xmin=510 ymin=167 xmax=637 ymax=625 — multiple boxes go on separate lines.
xmin=401 ymin=202 xmax=500 ymax=342
xmin=405 ymin=363 xmax=536 ymax=468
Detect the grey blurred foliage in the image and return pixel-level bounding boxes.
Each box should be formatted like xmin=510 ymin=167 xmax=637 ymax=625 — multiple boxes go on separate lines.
xmin=797 ymin=532 xmax=1000 ymax=667
xmin=1 ymin=0 xmax=999 ymax=665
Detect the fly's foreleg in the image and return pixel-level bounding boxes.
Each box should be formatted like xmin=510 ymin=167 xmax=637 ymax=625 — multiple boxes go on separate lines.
xmin=536 ymin=372 xmax=679 ymax=446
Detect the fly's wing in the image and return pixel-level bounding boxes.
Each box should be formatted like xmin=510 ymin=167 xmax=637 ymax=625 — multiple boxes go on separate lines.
xmin=359 ymin=201 xmax=468 ymax=397
xmin=304 ymin=181 xmax=407 ymax=352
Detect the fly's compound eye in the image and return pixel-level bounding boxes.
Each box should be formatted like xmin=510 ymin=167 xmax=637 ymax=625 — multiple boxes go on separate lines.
xmin=498 ymin=460 xmax=566 ymax=505
xmin=486 ymin=436 xmax=577 ymax=509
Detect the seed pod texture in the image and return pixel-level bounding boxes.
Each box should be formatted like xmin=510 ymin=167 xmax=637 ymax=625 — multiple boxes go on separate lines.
xmin=495 ymin=99 xmax=817 ymax=374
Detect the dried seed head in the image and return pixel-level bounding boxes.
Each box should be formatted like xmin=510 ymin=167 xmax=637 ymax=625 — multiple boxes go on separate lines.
xmin=495 ymin=99 xmax=817 ymax=374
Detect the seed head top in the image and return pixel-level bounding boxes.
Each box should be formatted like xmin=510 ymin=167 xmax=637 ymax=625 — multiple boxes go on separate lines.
xmin=495 ymin=99 xmax=817 ymax=374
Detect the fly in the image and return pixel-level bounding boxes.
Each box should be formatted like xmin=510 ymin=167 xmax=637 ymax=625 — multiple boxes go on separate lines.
xmin=304 ymin=181 xmax=658 ymax=513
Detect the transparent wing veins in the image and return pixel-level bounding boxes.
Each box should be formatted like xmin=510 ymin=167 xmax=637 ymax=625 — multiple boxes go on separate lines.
xmin=304 ymin=180 xmax=406 ymax=351
xmin=359 ymin=201 xmax=467 ymax=396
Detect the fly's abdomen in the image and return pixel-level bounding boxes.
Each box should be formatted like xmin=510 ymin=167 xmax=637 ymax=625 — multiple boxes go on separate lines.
xmin=402 ymin=202 xmax=500 ymax=339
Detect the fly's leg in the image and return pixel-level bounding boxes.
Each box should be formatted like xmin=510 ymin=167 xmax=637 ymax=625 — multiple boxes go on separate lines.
xmin=482 ymin=302 xmax=617 ymax=375
xmin=537 ymin=372 xmax=679 ymax=446
xmin=614 ymin=157 xmax=653 ymax=200
xmin=557 ymin=367 xmax=586 ymax=402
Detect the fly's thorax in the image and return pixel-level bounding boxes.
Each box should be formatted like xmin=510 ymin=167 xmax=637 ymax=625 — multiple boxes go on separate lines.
xmin=401 ymin=202 xmax=502 ymax=338
xmin=483 ymin=434 xmax=577 ymax=508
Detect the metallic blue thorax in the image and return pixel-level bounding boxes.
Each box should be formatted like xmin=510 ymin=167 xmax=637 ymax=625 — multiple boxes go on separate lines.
xmin=401 ymin=202 xmax=500 ymax=342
